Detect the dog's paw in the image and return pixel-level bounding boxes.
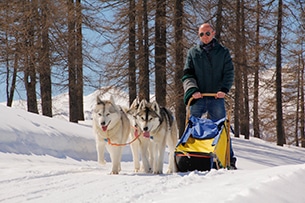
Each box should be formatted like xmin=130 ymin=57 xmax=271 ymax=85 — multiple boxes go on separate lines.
xmin=139 ymin=168 xmax=152 ymax=173
xmin=166 ymin=169 xmax=175 ymax=174
xmin=152 ymin=170 xmax=163 ymax=174
xmin=98 ymin=159 xmax=107 ymax=165
xmin=145 ymin=168 xmax=153 ymax=173
xmin=110 ymin=171 xmax=119 ymax=175
xmin=166 ymin=166 xmax=177 ymax=174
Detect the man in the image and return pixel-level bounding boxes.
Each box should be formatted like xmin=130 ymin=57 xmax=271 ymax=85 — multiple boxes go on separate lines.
xmin=182 ymin=23 xmax=237 ymax=169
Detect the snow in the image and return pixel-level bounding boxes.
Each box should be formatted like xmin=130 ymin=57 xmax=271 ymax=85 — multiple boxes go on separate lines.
xmin=1 ymin=96 xmax=305 ymax=203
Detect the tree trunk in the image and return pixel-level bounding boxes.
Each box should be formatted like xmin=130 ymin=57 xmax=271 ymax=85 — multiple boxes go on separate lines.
xmin=174 ymin=0 xmax=185 ymax=138
xmin=4 ymin=2 xmax=17 ymax=107
xmin=128 ymin=0 xmax=137 ymax=106
xmin=76 ymin=0 xmax=84 ymax=121
xmin=143 ymin=0 xmax=150 ymax=102
xmin=300 ymin=52 xmax=305 ymax=147
xmin=275 ymin=0 xmax=285 ymax=146
xmin=155 ymin=0 xmax=167 ymax=107
xmin=138 ymin=0 xmax=149 ymax=102
xmin=67 ymin=0 xmax=78 ymax=123
xmin=233 ymin=0 xmax=241 ymax=138
xmin=215 ymin=0 xmax=223 ymax=41
xmin=24 ymin=0 xmax=38 ymax=114
xmin=155 ymin=0 xmax=166 ymax=106
xmin=7 ymin=51 xmax=18 ymax=107
xmin=295 ymin=54 xmax=300 ymax=146
xmin=39 ymin=0 xmax=52 ymax=117
xmin=240 ymin=0 xmax=250 ymax=139
xmin=253 ymin=0 xmax=260 ymax=138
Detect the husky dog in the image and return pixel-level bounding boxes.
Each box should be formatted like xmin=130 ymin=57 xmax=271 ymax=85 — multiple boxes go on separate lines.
xmin=135 ymin=99 xmax=178 ymax=174
xmin=92 ymin=96 xmax=130 ymax=174
xmin=126 ymin=97 xmax=153 ymax=173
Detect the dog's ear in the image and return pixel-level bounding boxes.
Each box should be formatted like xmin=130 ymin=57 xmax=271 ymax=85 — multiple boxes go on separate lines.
xmin=151 ymin=101 xmax=160 ymax=115
xmin=130 ymin=96 xmax=140 ymax=109
xmin=110 ymin=95 xmax=120 ymax=111
xmin=96 ymin=96 xmax=103 ymax=105
xmin=110 ymin=95 xmax=115 ymax=104
xmin=138 ymin=99 xmax=148 ymax=111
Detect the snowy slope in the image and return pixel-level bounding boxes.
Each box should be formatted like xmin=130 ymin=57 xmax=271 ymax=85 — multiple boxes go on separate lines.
xmin=1 ymin=95 xmax=305 ymax=203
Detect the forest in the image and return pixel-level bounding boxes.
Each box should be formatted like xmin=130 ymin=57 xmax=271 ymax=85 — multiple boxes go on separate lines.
xmin=0 ymin=0 xmax=304 ymax=147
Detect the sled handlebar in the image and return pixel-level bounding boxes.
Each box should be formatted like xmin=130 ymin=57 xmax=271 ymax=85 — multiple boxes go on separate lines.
xmin=185 ymin=93 xmax=233 ymax=125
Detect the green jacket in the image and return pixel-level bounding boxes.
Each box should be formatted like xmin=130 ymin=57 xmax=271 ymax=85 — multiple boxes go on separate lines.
xmin=182 ymin=39 xmax=234 ymax=105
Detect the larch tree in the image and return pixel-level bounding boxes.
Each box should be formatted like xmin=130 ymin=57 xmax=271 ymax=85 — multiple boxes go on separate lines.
xmin=275 ymin=0 xmax=286 ymax=146
xmin=67 ymin=0 xmax=84 ymax=123
xmin=76 ymin=0 xmax=84 ymax=121
xmin=23 ymin=0 xmax=39 ymax=114
xmin=173 ymin=0 xmax=186 ymax=138
xmin=38 ymin=0 xmax=52 ymax=117
xmin=253 ymin=0 xmax=261 ymax=138
xmin=155 ymin=0 xmax=167 ymax=107
xmin=240 ymin=0 xmax=250 ymax=139
xmin=128 ymin=0 xmax=137 ymax=105
xmin=0 ymin=1 xmax=19 ymax=107
xmin=301 ymin=53 xmax=305 ymax=147
xmin=233 ymin=0 xmax=241 ymax=138
xmin=295 ymin=0 xmax=305 ymax=147
xmin=137 ymin=0 xmax=150 ymax=102
xmin=67 ymin=0 xmax=77 ymax=123
xmin=215 ymin=0 xmax=223 ymax=41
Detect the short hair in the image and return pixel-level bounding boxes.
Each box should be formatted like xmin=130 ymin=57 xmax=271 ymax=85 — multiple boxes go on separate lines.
xmin=199 ymin=23 xmax=215 ymax=31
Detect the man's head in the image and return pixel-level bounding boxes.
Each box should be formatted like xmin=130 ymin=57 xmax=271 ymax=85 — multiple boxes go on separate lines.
xmin=198 ymin=23 xmax=215 ymax=44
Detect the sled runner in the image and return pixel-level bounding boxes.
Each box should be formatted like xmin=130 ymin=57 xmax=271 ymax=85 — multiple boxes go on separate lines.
xmin=175 ymin=93 xmax=233 ymax=172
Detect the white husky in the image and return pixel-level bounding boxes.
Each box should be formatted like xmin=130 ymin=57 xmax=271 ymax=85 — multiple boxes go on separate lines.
xmin=92 ymin=96 xmax=130 ymax=174
xmin=127 ymin=97 xmax=153 ymax=173
xmin=135 ymin=99 xmax=178 ymax=174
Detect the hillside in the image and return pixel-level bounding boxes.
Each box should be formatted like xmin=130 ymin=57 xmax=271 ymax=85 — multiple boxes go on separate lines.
xmin=1 ymin=97 xmax=305 ymax=202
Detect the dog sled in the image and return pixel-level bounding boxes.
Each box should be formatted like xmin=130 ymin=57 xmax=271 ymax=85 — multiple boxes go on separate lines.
xmin=175 ymin=93 xmax=233 ymax=172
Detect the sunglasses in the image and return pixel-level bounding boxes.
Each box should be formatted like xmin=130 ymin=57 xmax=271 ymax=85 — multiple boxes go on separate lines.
xmin=199 ymin=31 xmax=211 ymax=37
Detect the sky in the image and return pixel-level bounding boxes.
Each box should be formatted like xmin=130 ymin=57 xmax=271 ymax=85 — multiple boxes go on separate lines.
xmin=1 ymin=91 xmax=305 ymax=203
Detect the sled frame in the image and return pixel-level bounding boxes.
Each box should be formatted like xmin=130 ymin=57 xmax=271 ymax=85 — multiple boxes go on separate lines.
xmin=185 ymin=93 xmax=233 ymax=169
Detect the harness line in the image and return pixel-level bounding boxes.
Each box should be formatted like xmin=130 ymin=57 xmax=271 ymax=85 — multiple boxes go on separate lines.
xmin=106 ymin=125 xmax=141 ymax=146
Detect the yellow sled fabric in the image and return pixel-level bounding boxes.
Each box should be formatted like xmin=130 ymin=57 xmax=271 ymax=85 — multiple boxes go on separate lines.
xmin=175 ymin=120 xmax=229 ymax=171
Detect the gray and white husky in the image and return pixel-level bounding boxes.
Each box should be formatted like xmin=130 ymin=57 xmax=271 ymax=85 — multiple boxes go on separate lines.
xmin=92 ymin=95 xmax=130 ymax=174
xmin=127 ymin=97 xmax=153 ymax=173
xmin=135 ymin=99 xmax=178 ymax=174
